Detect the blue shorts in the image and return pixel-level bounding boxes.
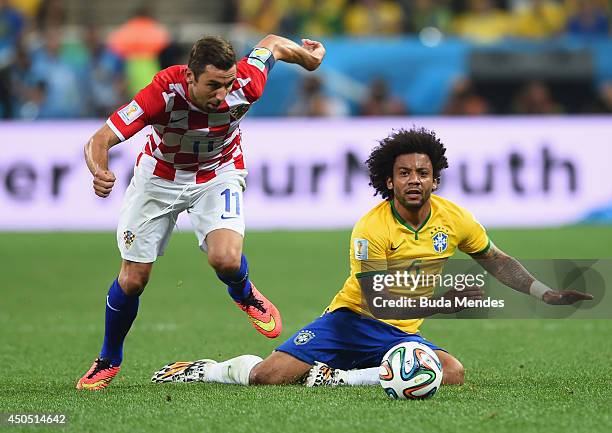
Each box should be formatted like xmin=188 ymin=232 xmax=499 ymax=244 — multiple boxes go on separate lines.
xmin=276 ymin=308 xmax=444 ymax=370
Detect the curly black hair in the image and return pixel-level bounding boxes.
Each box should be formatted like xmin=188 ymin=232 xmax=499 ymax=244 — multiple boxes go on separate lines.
xmin=366 ymin=127 xmax=449 ymax=200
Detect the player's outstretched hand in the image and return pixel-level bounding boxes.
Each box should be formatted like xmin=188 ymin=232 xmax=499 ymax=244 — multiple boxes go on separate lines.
xmin=440 ymin=286 xmax=484 ymax=313
xmin=301 ymin=38 xmax=326 ymax=70
xmin=542 ymin=289 xmax=594 ymax=305
xmin=93 ymin=169 xmax=116 ymax=198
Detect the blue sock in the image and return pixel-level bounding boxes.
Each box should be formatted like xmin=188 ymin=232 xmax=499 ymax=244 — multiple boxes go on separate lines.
xmin=100 ymin=279 xmax=139 ymax=366
xmin=217 ymin=254 xmax=252 ymax=302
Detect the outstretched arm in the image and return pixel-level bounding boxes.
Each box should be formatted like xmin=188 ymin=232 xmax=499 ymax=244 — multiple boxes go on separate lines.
xmin=256 ymin=34 xmax=325 ymax=71
xmin=471 ymin=243 xmax=593 ymax=304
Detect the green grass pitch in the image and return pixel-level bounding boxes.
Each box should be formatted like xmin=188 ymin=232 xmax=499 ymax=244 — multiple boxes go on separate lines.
xmin=1 ymin=227 xmax=611 ymax=433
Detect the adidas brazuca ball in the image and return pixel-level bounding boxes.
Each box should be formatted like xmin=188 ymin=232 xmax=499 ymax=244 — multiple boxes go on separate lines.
xmin=379 ymin=341 xmax=443 ymax=399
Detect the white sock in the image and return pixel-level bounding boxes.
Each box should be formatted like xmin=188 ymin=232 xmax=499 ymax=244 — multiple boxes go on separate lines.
xmin=205 ymin=355 xmax=263 ymax=385
xmin=343 ymin=367 xmax=380 ymax=386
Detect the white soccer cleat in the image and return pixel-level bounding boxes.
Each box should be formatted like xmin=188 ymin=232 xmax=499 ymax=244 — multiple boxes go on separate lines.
xmin=305 ymin=361 xmax=347 ymax=387
xmin=151 ymin=359 xmax=217 ymax=383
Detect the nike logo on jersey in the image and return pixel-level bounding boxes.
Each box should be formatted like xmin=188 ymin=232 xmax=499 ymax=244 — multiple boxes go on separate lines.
xmin=221 ymin=215 xmax=239 ymax=220
xmin=390 ymin=241 xmax=405 ymax=251
xmin=250 ymin=316 xmax=276 ymax=333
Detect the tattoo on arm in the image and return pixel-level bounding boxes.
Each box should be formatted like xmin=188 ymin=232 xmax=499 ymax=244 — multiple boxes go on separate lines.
xmin=471 ymin=244 xmax=535 ymax=295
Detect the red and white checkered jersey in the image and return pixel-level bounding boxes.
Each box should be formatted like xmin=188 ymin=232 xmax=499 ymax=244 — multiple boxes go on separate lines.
xmin=106 ymin=47 xmax=275 ymax=184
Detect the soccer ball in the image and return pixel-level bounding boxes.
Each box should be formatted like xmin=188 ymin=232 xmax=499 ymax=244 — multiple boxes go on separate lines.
xmin=379 ymin=341 xmax=443 ymax=399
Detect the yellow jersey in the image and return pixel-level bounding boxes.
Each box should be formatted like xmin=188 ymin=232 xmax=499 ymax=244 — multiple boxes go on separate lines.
xmin=326 ymin=194 xmax=490 ymax=334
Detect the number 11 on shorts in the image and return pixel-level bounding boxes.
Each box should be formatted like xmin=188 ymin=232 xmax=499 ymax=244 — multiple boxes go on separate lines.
xmin=221 ymin=188 xmax=241 ymax=218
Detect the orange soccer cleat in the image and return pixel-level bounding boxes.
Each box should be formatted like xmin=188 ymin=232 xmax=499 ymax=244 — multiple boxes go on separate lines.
xmin=235 ymin=283 xmax=282 ymax=338
xmin=76 ymin=358 xmax=121 ymax=390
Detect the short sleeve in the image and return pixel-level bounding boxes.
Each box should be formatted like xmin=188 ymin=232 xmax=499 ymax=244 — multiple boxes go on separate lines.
xmin=458 ymin=210 xmax=490 ymax=255
xmin=236 ymin=47 xmax=275 ymax=103
xmin=106 ymin=76 xmax=166 ymax=141
xmin=350 ymin=220 xmax=388 ymax=277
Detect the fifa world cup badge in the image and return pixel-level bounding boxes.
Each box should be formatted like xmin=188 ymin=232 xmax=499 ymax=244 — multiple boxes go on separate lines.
xmin=118 ymin=100 xmax=144 ymax=125
xmin=354 ymin=238 xmax=369 ymax=260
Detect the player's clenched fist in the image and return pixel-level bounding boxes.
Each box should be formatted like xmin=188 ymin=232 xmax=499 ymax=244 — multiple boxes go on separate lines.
xmin=301 ymin=38 xmax=326 ymax=70
xmin=93 ymin=169 xmax=116 ymax=198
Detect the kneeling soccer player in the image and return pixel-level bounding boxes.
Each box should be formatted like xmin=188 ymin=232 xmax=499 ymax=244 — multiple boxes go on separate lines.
xmin=151 ymin=127 xmax=592 ymax=387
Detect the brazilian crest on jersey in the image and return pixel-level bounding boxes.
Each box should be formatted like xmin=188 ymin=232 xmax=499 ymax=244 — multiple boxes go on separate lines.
xmin=432 ymin=230 xmax=449 ymax=253
xmin=294 ymin=330 xmax=316 ymax=345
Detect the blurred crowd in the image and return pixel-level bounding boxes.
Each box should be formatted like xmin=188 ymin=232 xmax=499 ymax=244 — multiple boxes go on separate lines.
xmin=443 ymin=77 xmax=586 ymax=115
xmin=236 ymin=0 xmax=612 ymax=40
xmin=288 ymin=74 xmax=612 ymax=116
xmin=0 ymin=0 xmax=170 ymax=119
xmin=1 ymin=0 xmax=611 ymax=119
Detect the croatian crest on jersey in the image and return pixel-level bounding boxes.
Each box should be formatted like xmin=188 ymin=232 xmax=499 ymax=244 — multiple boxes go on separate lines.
xmin=118 ymin=100 xmax=144 ymax=125
xmin=294 ymin=330 xmax=315 ymax=345
xmin=229 ymin=104 xmax=250 ymax=119
xmin=123 ymin=230 xmax=136 ymax=249
xmin=431 ymin=231 xmax=448 ymax=254
xmin=354 ymin=238 xmax=369 ymax=260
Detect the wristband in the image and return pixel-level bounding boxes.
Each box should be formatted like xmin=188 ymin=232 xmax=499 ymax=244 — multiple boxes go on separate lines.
xmin=529 ymin=281 xmax=551 ymax=300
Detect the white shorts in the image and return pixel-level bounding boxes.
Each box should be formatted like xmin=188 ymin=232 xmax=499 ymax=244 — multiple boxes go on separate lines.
xmin=117 ymin=166 xmax=247 ymax=263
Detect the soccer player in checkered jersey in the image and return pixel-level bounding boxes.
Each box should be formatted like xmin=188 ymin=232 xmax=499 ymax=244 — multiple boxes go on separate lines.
xmin=76 ymin=34 xmax=326 ymax=390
